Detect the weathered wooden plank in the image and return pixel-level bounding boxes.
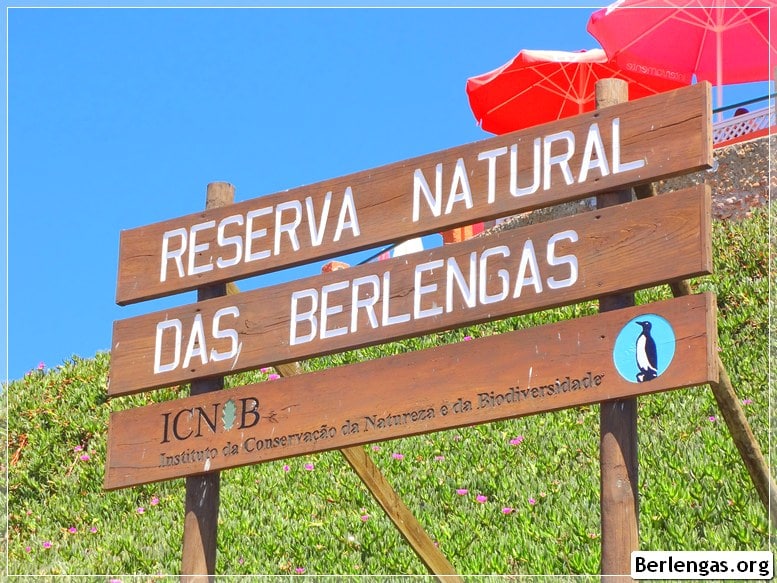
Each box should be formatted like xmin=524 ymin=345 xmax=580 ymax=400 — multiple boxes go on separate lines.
xmin=108 ymin=184 xmax=712 ymax=396
xmin=104 ymin=292 xmax=718 ymax=490
xmin=115 ymin=83 xmax=712 ymax=305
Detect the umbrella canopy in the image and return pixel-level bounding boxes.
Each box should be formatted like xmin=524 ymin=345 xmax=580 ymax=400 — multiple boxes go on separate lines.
xmin=587 ymin=0 xmax=777 ymax=106
xmin=466 ymin=48 xmax=687 ymax=135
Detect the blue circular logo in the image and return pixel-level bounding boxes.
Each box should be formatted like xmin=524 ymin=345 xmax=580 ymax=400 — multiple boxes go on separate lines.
xmin=613 ymin=314 xmax=675 ymax=383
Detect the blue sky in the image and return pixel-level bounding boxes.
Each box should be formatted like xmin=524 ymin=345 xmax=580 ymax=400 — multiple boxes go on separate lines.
xmin=4 ymin=2 xmax=770 ymax=382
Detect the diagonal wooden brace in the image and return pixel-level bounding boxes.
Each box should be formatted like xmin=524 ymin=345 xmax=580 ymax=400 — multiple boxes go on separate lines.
xmin=634 ymin=184 xmax=777 ymax=528
xmin=224 ymin=283 xmax=462 ymax=581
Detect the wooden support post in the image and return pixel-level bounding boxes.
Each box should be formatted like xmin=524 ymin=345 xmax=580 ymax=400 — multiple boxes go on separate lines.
xmin=633 ymin=186 xmax=777 ymax=528
xmin=181 ymin=182 xmax=235 ymax=582
xmin=596 ymin=79 xmax=639 ymax=580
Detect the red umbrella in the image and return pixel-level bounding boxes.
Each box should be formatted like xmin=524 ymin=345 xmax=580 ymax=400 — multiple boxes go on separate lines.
xmin=466 ymin=48 xmax=687 ymax=135
xmin=587 ymin=0 xmax=777 ymax=107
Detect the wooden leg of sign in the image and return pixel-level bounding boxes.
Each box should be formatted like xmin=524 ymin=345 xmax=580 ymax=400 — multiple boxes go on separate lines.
xmin=633 ymin=185 xmax=777 ymax=528
xmin=339 ymin=446 xmax=461 ymax=581
xmin=708 ymin=355 xmax=777 ymax=528
xmin=596 ymin=79 xmax=639 ymax=581
xmin=226 ymin=279 xmax=460 ymax=579
xmin=273 ymin=361 xmax=462 ymax=581
xmin=181 ymin=182 xmax=235 ymax=582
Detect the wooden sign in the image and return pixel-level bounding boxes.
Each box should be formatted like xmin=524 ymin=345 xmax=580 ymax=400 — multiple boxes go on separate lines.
xmin=108 ymin=185 xmax=712 ymax=397
xmin=104 ymin=292 xmax=718 ymax=489
xmin=115 ymin=83 xmax=711 ymax=305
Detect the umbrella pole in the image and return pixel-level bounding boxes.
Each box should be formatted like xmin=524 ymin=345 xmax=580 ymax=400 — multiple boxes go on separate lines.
xmin=716 ymin=38 xmax=723 ymax=121
xmin=595 ymin=78 xmax=639 ymax=581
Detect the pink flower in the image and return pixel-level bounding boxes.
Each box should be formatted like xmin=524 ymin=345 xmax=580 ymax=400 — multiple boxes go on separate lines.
xmin=391 ymin=452 xmax=404 ymax=460
xmin=509 ymin=436 xmax=524 ymax=446
xmin=68 ymin=527 xmax=77 ymax=534
xmin=90 ymin=526 xmax=98 ymax=533
xmin=434 ymin=455 xmax=445 ymax=461
xmin=371 ymin=445 xmax=381 ymax=452
xmin=304 ymin=463 xmax=314 ymax=471
xmin=238 ymin=557 xmax=245 ymax=565
xmin=456 ymin=488 xmax=468 ymax=496
xmin=73 ymin=445 xmax=83 ymax=452
xmin=282 ymin=464 xmax=290 ymax=473
xmin=360 ymin=514 xmax=370 ymax=522
xmin=476 ymin=495 xmax=488 ymax=503
xmin=37 ymin=362 xmax=45 ymax=370
xmin=268 ymin=373 xmax=281 ymax=381
xmin=260 ymin=367 xmax=272 ymax=374
xmin=708 ymin=415 xmax=717 ymax=422
xmin=502 ymin=507 xmax=513 ymax=515
xmin=137 ymin=507 xmax=145 ymax=514
xmin=463 ymin=335 xmax=473 ymax=341
xmin=742 ymin=398 xmax=753 ymax=405
xmin=42 ymin=541 xmax=52 ymax=549
xmin=79 ymin=454 xmax=90 ymax=462
xmin=295 ymin=567 xmax=306 ymax=574
xmin=150 ymin=496 xmax=159 ymax=506
xmin=24 ymin=546 xmax=31 ymax=553
xmin=528 ymin=497 xmax=536 ymax=505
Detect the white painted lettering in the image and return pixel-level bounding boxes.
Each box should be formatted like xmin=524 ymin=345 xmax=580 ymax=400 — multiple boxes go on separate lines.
xmin=154 ymin=318 xmax=183 ymax=374
xmin=546 ymin=230 xmax=579 ymax=289
xmin=511 ymin=139 xmax=541 ymax=197
xmin=543 ymin=130 xmax=575 ymax=189
xmin=445 ymin=158 xmax=474 ymax=215
xmin=446 ymin=253 xmax=477 ymax=313
xmin=210 ymin=306 xmax=241 ymax=363
xmin=512 ymin=240 xmax=543 ymax=297
xmin=290 ymin=289 xmax=318 ymax=346
xmin=306 ymin=193 xmax=332 ymax=247
xmin=351 ymin=275 xmax=380 ymax=333
xmin=188 ymin=220 xmax=215 ymax=277
xmin=578 ymin=123 xmax=610 ymax=183
xmin=320 ymin=280 xmax=349 ymax=339
xmin=479 ymin=246 xmax=510 ymax=305
xmin=412 ymin=164 xmax=443 ymax=222
xmin=275 ymin=200 xmax=302 ymax=255
xmin=478 ymin=147 xmax=507 ymax=204
xmin=381 ymin=271 xmax=411 ymax=326
xmin=245 ymin=207 xmax=272 ymax=262
xmin=160 ymin=228 xmax=188 ymax=283
xmin=182 ymin=314 xmax=208 ymax=369
xmin=333 ymin=187 xmax=361 ymax=242
xmin=216 ymin=215 xmax=244 ymax=269
xmin=414 ymin=259 xmax=444 ymax=320
xmin=612 ymin=118 xmax=645 ymax=174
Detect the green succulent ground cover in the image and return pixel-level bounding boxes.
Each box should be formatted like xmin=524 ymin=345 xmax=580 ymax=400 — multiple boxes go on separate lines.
xmin=5 ymin=207 xmax=770 ymax=579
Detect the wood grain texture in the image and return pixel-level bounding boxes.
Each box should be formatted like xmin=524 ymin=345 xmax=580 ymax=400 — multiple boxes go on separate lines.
xmin=115 ymin=83 xmax=712 ymax=305
xmin=596 ymin=79 xmax=638 ymax=580
xmin=104 ymin=293 xmax=717 ymax=490
xmin=180 ymin=182 xmax=233 ymax=582
xmin=108 ymin=184 xmax=713 ymax=397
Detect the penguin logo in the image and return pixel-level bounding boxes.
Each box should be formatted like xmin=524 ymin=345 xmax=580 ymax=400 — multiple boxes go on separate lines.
xmin=613 ymin=314 xmax=676 ymax=384
xmin=634 ymin=321 xmax=657 ymax=382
